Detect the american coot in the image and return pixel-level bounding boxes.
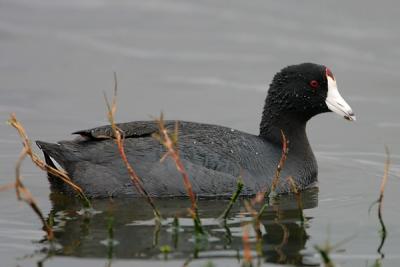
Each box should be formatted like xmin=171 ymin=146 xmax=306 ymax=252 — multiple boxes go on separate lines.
xmin=36 ymin=63 xmax=355 ymax=198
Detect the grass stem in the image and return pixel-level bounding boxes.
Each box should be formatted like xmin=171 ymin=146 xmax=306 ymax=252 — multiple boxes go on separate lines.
xmin=219 ymin=177 xmax=244 ymax=220
xmin=103 ymin=73 xmax=161 ymax=220
xmin=269 ymin=130 xmax=289 ymax=198
xmin=376 ymin=147 xmax=390 ymax=256
xmin=8 ymin=114 xmax=91 ymax=208
xmin=287 ymin=176 xmax=305 ymax=224
xmin=154 ymin=115 xmax=204 ymax=235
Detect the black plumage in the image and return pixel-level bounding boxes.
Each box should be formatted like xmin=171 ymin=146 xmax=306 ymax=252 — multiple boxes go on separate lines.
xmin=36 ymin=63 xmax=349 ymax=198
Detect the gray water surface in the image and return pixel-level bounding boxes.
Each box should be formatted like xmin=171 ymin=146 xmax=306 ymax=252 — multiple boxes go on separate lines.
xmin=1 ymin=0 xmax=400 ymax=266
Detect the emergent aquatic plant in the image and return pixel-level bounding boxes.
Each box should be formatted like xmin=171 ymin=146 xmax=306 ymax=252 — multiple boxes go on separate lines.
xmin=103 ymin=73 xmax=162 ymax=221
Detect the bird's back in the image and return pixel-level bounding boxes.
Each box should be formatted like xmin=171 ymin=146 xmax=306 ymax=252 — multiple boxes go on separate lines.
xmin=37 ymin=120 xmax=317 ymax=198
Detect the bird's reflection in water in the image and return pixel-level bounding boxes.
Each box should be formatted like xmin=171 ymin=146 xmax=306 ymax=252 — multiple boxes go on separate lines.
xmin=45 ymin=188 xmax=319 ymax=266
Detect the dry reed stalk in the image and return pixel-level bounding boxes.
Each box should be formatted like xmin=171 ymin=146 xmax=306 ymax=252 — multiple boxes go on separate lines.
xmin=239 ymin=130 xmax=289 ymax=262
xmin=243 ymin=200 xmax=258 ymax=219
xmin=249 ymin=130 xmax=288 ymax=220
xmin=8 ymin=114 xmax=91 ymax=207
xmin=11 ymin=141 xmax=54 ymax=240
xmin=155 ymin=116 xmax=196 ymax=209
xmin=241 ymin=220 xmax=253 ymax=266
xmin=0 ymin=182 xmax=15 ymax=192
xmin=103 ymin=73 xmax=161 ymax=220
xmin=270 ymin=130 xmax=289 ymax=196
xmin=154 ymin=115 xmax=204 ymax=234
xmin=234 ymin=130 xmax=290 ymax=264
xmin=6 ymin=113 xmax=98 ymax=240
xmin=273 ymin=219 xmax=289 ymax=263
xmin=243 ymin=200 xmax=264 ymax=258
xmin=247 ymin=130 xmax=289 ymax=209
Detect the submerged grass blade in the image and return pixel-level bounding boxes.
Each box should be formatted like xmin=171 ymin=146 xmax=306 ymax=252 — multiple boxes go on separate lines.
xmin=106 ymin=215 xmax=115 ymax=261
xmin=172 ymin=216 xmax=180 ymax=249
xmin=287 ymin=176 xmax=305 ymax=224
xmin=376 ymin=146 xmax=390 ymax=256
xmin=256 ymin=203 xmax=268 ymax=220
xmin=222 ymin=219 xmax=232 ymax=247
xmin=159 ymin=245 xmax=172 ymax=260
xmin=153 ymin=218 xmax=161 ymax=247
xmin=219 ymin=177 xmax=244 ymax=220
xmin=314 ymin=244 xmax=335 ymax=267
xmin=314 ymin=230 xmax=355 ymax=267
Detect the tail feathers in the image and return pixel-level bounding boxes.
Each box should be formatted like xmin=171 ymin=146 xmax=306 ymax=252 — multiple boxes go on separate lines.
xmin=36 ymin=140 xmax=70 ymax=190
xmin=36 ymin=141 xmax=66 ymax=166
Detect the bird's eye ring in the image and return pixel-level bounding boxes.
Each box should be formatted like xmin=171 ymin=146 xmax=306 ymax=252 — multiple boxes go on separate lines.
xmin=310 ymin=80 xmax=319 ymax=89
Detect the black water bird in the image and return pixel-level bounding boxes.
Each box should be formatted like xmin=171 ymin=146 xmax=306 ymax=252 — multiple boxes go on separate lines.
xmin=36 ymin=63 xmax=355 ymax=198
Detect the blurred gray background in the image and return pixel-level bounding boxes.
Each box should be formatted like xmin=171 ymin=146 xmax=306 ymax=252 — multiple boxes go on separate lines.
xmin=1 ymin=0 xmax=399 ymax=266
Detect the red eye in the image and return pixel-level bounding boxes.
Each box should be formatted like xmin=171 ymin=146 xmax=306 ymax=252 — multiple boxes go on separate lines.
xmin=310 ymin=80 xmax=319 ymax=89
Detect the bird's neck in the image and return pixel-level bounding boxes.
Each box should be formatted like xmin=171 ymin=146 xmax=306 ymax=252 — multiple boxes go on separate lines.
xmin=259 ymin=101 xmax=311 ymax=153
